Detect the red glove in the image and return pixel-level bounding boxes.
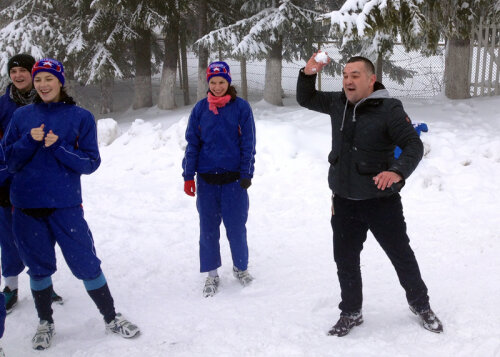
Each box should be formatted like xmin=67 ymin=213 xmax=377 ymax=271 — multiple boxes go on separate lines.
xmin=184 ymin=180 xmax=196 ymax=196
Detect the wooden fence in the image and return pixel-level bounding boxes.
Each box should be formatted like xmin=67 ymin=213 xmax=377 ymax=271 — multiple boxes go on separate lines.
xmin=470 ymin=18 xmax=500 ymax=96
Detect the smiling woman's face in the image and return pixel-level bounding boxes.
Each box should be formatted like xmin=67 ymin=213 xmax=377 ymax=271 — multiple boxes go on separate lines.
xmin=34 ymin=72 xmax=62 ymax=103
xmin=209 ymin=76 xmax=229 ymax=97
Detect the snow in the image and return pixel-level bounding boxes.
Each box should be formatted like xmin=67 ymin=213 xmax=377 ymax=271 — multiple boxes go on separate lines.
xmin=97 ymin=118 xmax=121 ymax=146
xmin=2 ymin=93 xmax=500 ymax=356
xmin=314 ymin=51 xmax=329 ymax=64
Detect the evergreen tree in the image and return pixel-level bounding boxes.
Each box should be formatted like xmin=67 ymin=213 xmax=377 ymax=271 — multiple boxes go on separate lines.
xmin=0 ymin=0 xmax=67 ymax=87
xmin=89 ymin=0 xmax=165 ymax=109
xmin=321 ymin=0 xmax=500 ymax=98
xmin=63 ymin=0 xmax=135 ymax=113
xmin=197 ymin=0 xmax=321 ymax=106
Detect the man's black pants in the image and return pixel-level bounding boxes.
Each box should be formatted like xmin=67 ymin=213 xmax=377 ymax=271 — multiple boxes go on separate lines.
xmin=331 ymin=194 xmax=430 ymax=314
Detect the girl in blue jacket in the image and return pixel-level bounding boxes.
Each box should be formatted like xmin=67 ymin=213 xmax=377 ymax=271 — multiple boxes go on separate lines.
xmin=0 ymin=54 xmax=63 ymax=314
xmin=1 ymin=58 xmax=139 ymax=350
xmin=182 ymin=61 xmax=256 ymax=297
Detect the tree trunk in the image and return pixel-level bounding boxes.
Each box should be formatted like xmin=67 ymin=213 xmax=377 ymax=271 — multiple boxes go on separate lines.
xmin=240 ymin=57 xmax=248 ymax=101
xmin=197 ymin=0 xmax=209 ymax=100
xmin=180 ymin=18 xmax=190 ymax=106
xmin=100 ymin=76 xmax=114 ymax=114
xmin=263 ymin=39 xmax=283 ymax=106
xmin=376 ymin=51 xmax=383 ymax=83
xmin=158 ymin=4 xmax=179 ymax=110
xmin=444 ymin=36 xmax=471 ymax=99
xmin=133 ymin=28 xmax=153 ymax=109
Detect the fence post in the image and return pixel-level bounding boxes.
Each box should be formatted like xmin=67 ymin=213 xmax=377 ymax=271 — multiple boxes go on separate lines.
xmin=318 ymin=42 xmax=322 ymax=91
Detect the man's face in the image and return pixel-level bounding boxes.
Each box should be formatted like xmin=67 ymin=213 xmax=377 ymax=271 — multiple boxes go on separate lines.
xmin=9 ymin=66 xmax=33 ymax=93
xmin=342 ymin=61 xmax=376 ymax=103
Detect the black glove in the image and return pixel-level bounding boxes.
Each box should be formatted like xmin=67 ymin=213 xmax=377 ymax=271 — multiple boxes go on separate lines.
xmin=239 ymin=178 xmax=252 ymax=189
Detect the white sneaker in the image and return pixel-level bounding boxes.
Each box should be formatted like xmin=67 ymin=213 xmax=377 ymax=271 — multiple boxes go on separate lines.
xmin=32 ymin=320 xmax=55 ymax=350
xmin=203 ymin=276 xmax=220 ymax=297
xmin=233 ymin=267 xmax=254 ymax=286
xmin=0 ymin=345 xmax=5 ymax=357
xmin=105 ymin=313 xmax=140 ymax=338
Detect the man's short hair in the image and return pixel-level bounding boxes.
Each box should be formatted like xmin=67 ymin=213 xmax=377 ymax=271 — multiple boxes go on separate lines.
xmin=346 ymin=56 xmax=375 ymax=75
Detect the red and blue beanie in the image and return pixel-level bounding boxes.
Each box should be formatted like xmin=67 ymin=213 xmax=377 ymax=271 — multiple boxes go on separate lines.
xmin=32 ymin=58 xmax=65 ymax=86
xmin=206 ymin=61 xmax=231 ymax=84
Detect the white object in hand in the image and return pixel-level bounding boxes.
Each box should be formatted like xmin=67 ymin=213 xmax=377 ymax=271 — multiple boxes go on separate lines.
xmin=314 ymin=52 xmax=329 ymax=64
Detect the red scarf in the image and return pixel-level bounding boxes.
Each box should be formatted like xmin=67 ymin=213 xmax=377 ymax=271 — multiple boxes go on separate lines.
xmin=207 ymin=92 xmax=231 ymax=114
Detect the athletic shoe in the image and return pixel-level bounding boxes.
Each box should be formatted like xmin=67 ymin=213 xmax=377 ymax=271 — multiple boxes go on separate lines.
xmin=105 ymin=313 xmax=140 ymax=338
xmin=51 ymin=290 xmax=64 ymax=305
xmin=32 ymin=320 xmax=55 ymax=350
xmin=0 ymin=345 xmax=5 ymax=357
xmin=328 ymin=311 xmax=363 ymax=337
xmin=203 ymin=276 xmax=220 ymax=297
xmin=232 ymin=267 xmax=254 ymax=286
xmin=410 ymin=306 xmax=443 ymax=333
xmin=3 ymin=287 xmax=18 ymax=314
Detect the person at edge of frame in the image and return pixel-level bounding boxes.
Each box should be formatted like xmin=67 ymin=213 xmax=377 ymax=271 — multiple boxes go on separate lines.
xmin=0 ymin=54 xmax=64 ymax=315
xmin=296 ymin=52 xmax=443 ymax=337
xmin=1 ymin=58 xmax=140 ymax=350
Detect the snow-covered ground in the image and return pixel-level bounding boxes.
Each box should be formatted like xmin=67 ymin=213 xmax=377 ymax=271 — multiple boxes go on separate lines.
xmin=1 ymin=94 xmax=500 ymax=357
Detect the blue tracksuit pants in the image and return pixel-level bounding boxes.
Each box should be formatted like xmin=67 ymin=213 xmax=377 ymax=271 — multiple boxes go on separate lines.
xmin=0 ymin=206 xmax=25 ymax=278
xmin=12 ymin=206 xmax=102 ymax=281
xmin=196 ymin=176 xmax=249 ymax=272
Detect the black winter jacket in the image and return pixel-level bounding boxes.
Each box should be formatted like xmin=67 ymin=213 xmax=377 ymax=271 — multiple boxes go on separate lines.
xmin=296 ymin=69 xmax=423 ymax=200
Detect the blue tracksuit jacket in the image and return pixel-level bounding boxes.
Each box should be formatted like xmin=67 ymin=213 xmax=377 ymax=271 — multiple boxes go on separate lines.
xmin=0 ymin=85 xmax=18 ymax=136
xmin=1 ymin=101 xmax=100 ymax=208
xmin=0 ymin=84 xmax=20 ymax=187
xmin=182 ymin=97 xmax=256 ymax=180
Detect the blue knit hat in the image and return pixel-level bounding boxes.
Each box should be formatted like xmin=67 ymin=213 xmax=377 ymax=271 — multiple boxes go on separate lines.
xmin=32 ymin=58 xmax=65 ymax=86
xmin=206 ymin=61 xmax=231 ymax=84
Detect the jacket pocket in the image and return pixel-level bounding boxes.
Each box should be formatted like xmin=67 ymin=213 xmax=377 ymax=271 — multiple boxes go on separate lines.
xmin=328 ymin=150 xmax=338 ymax=165
xmin=353 ymin=148 xmax=392 ymax=175
xmin=356 ymin=161 xmax=388 ymax=175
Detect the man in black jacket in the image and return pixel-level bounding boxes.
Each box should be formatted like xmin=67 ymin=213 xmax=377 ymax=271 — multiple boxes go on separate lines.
xmin=297 ymin=54 xmax=443 ymax=336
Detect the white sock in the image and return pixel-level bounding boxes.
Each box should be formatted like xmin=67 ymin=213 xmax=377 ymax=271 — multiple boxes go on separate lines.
xmin=4 ymin=276 xmax=19 ymax=290
xmin=208 ymin=269 xmax=218 ymax=278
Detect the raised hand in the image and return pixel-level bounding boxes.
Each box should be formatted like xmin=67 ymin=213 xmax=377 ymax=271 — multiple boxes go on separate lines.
xmin=304 ymin=51 xmax=331 ymax=75
xmin=44 ymin=130 xmax=59 ymax=147
xmin=31 ymin=123 xmax=45 ymax=141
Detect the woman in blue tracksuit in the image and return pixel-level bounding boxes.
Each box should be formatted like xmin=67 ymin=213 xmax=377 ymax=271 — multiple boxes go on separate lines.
xmin=182 ymin=61 xmax=256 ymax=298
xmin=0 ymin=54 xmax=63 ymax=314
xmin=1 ymin=58 xmax=139 ymax=350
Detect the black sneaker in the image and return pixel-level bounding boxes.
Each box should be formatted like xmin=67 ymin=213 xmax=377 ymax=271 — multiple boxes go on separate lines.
xmin=51 ymin=290 xmax=64 ymax=305
xmin=3 ymin=287 xmax=18 ymax=314
xmin=410 ymin=306 xmax=443 ymax=333
xmin=328 ymin=311 xmax=363 ymax=337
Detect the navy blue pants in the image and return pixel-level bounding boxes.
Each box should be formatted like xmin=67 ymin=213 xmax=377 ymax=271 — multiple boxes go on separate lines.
xmin=0 ymin=206 xmax=25 ymax=278
xmin=332 ymin=194 xmax=429 ymax=313
xmin=196 ymin=176 xmax=249 ymax=272
xmin=12 ymin=206 xmax=102 ymax=281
